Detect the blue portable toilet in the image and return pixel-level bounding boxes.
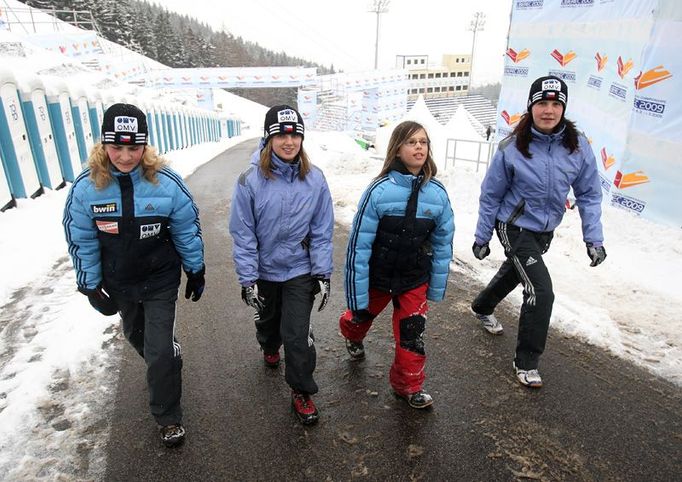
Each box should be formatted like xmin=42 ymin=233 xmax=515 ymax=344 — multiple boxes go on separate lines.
xmin=87 ymin=91 xmax=103 ymax=143
xmin=18 ymin=74 xmax=64 ymax=190
xmin=0 ymin=148 xmax=14 ymax=211
xmin=170 ymin=108 xmax=180 ymax=150
xmin=44 ymin=78 xmax=86 ymax=182
xmin=180 ymin=108 xmax=190 ymax=149
xmin=0 ymin=67 xmax=42 ymax=199
xmin=70 ymin=86 xmax=94 ymax=164
xmin=150 ymin=101 xmax=165 ymax=153
xmin=142 ymin=101 xmax=157 ymax=148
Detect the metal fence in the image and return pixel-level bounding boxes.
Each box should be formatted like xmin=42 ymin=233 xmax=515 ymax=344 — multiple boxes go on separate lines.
xmin=443 ymin=137 xmax=498 ymax=172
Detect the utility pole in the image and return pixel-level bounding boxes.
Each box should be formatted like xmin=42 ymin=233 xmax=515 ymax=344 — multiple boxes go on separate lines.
xmin=369 ymin=0 xmax=390 ymax=70
xmin=467 ymin=11 xmax=485 ymax=92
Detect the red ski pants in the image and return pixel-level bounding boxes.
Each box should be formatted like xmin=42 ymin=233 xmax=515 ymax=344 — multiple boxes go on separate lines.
xmin=339 ymin=283 xmax=428 ymax=396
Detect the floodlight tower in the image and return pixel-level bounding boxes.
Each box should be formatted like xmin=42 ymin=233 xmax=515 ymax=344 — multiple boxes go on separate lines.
xmin=369 ymin=0 xmax=390 ymax=70
xmin=467 ymin=11 xmax=486 ymax=91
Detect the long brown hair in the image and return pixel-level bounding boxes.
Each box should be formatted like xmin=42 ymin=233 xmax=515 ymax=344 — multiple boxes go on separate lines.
xmin=513 ymin=114 xmax=579 ymax=159
xmin=376 ymin=121 xmax=437 ymax=182
xmin=88 ymin=143 xmax=166 ymax=189
xmin=259 ymin=138 xmax=311 ymax=180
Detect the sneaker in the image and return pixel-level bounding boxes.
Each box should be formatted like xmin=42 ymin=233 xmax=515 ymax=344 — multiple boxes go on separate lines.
xmin=395 ymin=390 xmax=434 ymax=409
xmin=513 ymin=362 xmax=543 ymax=388
xmin=159 ymin=423 xmax=186 ymax=447
xmin=291 ymin=391 xmax=319 ymax=425
xmin=263 ymin=351 xmax=280 ymax=368
xmin=344 ymin=338 xmax=365 ymax=360
xmin=471 ymin=308 xmax=503 ymax=335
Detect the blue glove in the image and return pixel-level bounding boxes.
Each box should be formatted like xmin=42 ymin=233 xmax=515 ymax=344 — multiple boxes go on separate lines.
xmin=78 ymin=285 xmax=118 ymax=316
xmin=472 ymin=242 xmax=491 ymax=260
xmin=586 ymin=243 xmax=607 ymax=267
xmin=184 ymin=266 xmax=205 ymax=302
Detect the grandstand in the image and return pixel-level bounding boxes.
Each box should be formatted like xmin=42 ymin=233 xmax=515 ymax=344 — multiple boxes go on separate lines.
xmin=407 ymin=94 xmax=497 ymax=136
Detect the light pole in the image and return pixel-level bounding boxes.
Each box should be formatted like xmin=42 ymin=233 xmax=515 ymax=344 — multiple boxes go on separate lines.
xmin=369 ymin=0 xmax=390 ymax=70
xmin=467 ymin=11 xmax=485 ymax=91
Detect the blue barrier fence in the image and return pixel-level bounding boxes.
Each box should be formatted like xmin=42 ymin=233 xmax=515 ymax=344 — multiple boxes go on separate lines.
xmin=0 ymin=71 xmax=240 ymax=212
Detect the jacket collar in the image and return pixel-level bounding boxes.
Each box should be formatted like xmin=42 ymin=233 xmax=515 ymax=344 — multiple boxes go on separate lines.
xmin=531 ymin=123 xmax=566 ymax=143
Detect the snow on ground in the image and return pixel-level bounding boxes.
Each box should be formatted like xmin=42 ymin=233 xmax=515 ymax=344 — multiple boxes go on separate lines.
xmin=1 ymin=122 xmax=681 ymax=479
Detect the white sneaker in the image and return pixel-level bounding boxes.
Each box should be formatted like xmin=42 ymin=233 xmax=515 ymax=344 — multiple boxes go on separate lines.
xmin=471 ymin=309 xmax=503 ymax=335
xmin=513 ymin=362 xmax=543 ymax=388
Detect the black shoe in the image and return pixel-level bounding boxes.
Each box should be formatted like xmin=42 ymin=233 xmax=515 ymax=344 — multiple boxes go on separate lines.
xmin=395 ymin=390 xmax=433 ymax=409
xmin=344 ymin=338 xmax=365 ymax=360
xmin=160 ymin=423 xmax=186 ymax=447
xmin=291 ymin=391 xmax=319 ymax=425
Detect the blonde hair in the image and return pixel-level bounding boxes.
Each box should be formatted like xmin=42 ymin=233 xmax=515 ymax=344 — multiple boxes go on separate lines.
xmin=259 ymin=139 xmax=311 ymax=180
xmin=88 ymin=143 xmax=166 ymax=189
xmin=376 ymin=120 xmax=437 ymax=182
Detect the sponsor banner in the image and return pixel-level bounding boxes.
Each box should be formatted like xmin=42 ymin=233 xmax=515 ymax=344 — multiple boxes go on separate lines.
xmin=629 ymin=21 xmax=681 ymax=141
xmin=502 ymin=1 xmax=681 ymax=227
xmin=29 ymin=31 xmax=104 ymax=57
xmin=145 ymin=67 xmax=318 ymax=89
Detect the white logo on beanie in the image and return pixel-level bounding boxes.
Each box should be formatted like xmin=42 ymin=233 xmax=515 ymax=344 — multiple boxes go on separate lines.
xmin=277 ymin=109 xmax=298 ymax=123
xmin=541 ymin=79 xmax=561 ymax=92
xmin=114 ymin=116 xmax=139 ymax=133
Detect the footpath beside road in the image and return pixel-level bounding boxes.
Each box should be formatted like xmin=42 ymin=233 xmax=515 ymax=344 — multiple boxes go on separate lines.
xmin=104 ymin=139 xmax=681 ymax=481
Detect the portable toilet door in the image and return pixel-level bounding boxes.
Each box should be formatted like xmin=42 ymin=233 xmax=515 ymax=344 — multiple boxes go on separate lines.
xmin=153 ymin=104 xmax=166 ymax=153
xmin=45 ymin=81 xmax=85 ymax=182
xmin=180 ymin=109 xmax=189 ymax=149
xmin=0 ymin=69 xmax=42 ymax=199
xmin=145 ymin=103 xmax=158 ymax=148
xmin=70 ymin=88 xmax=94 ymax=164
xmin=18 ymin=77 xmax=63 ymax=190
xmin=0 ymin=149 xmax=13 ymax=210
xmin=88 ymin=92 xmax=103 ymax=143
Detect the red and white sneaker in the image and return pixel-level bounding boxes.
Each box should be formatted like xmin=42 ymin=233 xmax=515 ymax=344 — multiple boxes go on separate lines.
xmin=263 ymin=351 xmax=280 ymax=368
xmin=291 ymin=391 xmax=319 ymax=425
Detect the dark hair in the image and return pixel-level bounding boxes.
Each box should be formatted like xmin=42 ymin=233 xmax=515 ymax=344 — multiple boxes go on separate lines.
xmin=513 ymin=114 xmax=579 ymax=159
xmin=259 ymin=138 xmax=311 ymax=180
xmin=376 ymin=121 xmax=437 ymax=181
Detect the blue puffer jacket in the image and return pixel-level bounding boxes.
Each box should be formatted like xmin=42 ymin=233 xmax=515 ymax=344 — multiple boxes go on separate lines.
xmin=229 ymin=147 xmax=334 ymax=286
xmin=345 ymin=170 xmax=455 ymax=312
xmin=63 ymin=166 xmax=204 ymax=296
xmin=475 ymin=126 xmax=603 ymax=245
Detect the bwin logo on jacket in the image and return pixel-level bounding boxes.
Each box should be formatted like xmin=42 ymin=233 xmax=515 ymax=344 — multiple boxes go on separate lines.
xmin=92 ymin=202 xmax=117 ymax=214
xmin=140 ymin=223 xmax=161 ymax=239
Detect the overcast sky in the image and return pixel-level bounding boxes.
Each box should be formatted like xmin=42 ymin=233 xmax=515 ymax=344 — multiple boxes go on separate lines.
xmin=151 ymin=0 xmax=512 ymax=86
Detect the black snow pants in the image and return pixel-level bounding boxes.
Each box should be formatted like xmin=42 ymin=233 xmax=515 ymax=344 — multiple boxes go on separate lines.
xmin=117 ymin=287 xmax=183 ymax=426
xmin=472 ymin=221 xmax=555 ymax=370
xmin=255 ymin=274 xmax=318 ymax=395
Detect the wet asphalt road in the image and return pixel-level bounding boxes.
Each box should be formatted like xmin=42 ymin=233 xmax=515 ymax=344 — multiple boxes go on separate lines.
xmin=104 ymin=139 xmax=681 ymax=481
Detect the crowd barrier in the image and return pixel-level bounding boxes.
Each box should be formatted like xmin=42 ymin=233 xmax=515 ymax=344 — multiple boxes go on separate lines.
xmin=0 ymin=68 xmax=240 ymax=212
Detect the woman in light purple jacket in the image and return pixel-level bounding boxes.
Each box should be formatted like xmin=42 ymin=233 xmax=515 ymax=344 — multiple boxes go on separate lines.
xmin=229 ymin=105 xmax=333 ymax=425
xmin=471 ymin=76 xmax=606 ymax=389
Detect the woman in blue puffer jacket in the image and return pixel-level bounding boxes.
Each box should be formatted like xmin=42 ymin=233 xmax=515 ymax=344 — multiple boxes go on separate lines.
xmin=229 ymin=105 xmax=334 ymax=425
xmin=341 ymin=120 xmax=455 ymax=410
xmin=471 ymin=76 xmax=606 ymax=389
xmin=63 ymin=103 xmax=205 ymax=448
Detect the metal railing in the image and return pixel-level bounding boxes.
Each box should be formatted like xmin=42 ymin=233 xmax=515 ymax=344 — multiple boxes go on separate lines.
xmin=0 ymin=5 xmax=99 ymax=34
xmin=444 ymin=137 xmax=498 ymax=172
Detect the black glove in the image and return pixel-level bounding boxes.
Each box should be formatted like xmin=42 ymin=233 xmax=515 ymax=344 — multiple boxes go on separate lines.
xmin=472 ymin=242 xmax=491 ymax=260
xmin=241 ymin=284 xmax=265 ymax=312
xmin=78 ymin=285 xmax=118 ymax=316
xmin=351 ymin=309 xmax=373 ymax=323
xmin=313 ymin=276 xmax=330 ymax=312
xmin=184 ymin=266 xmax=205 ymax=302
xmin=586 ymin=243 xmax=607 ymax=267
